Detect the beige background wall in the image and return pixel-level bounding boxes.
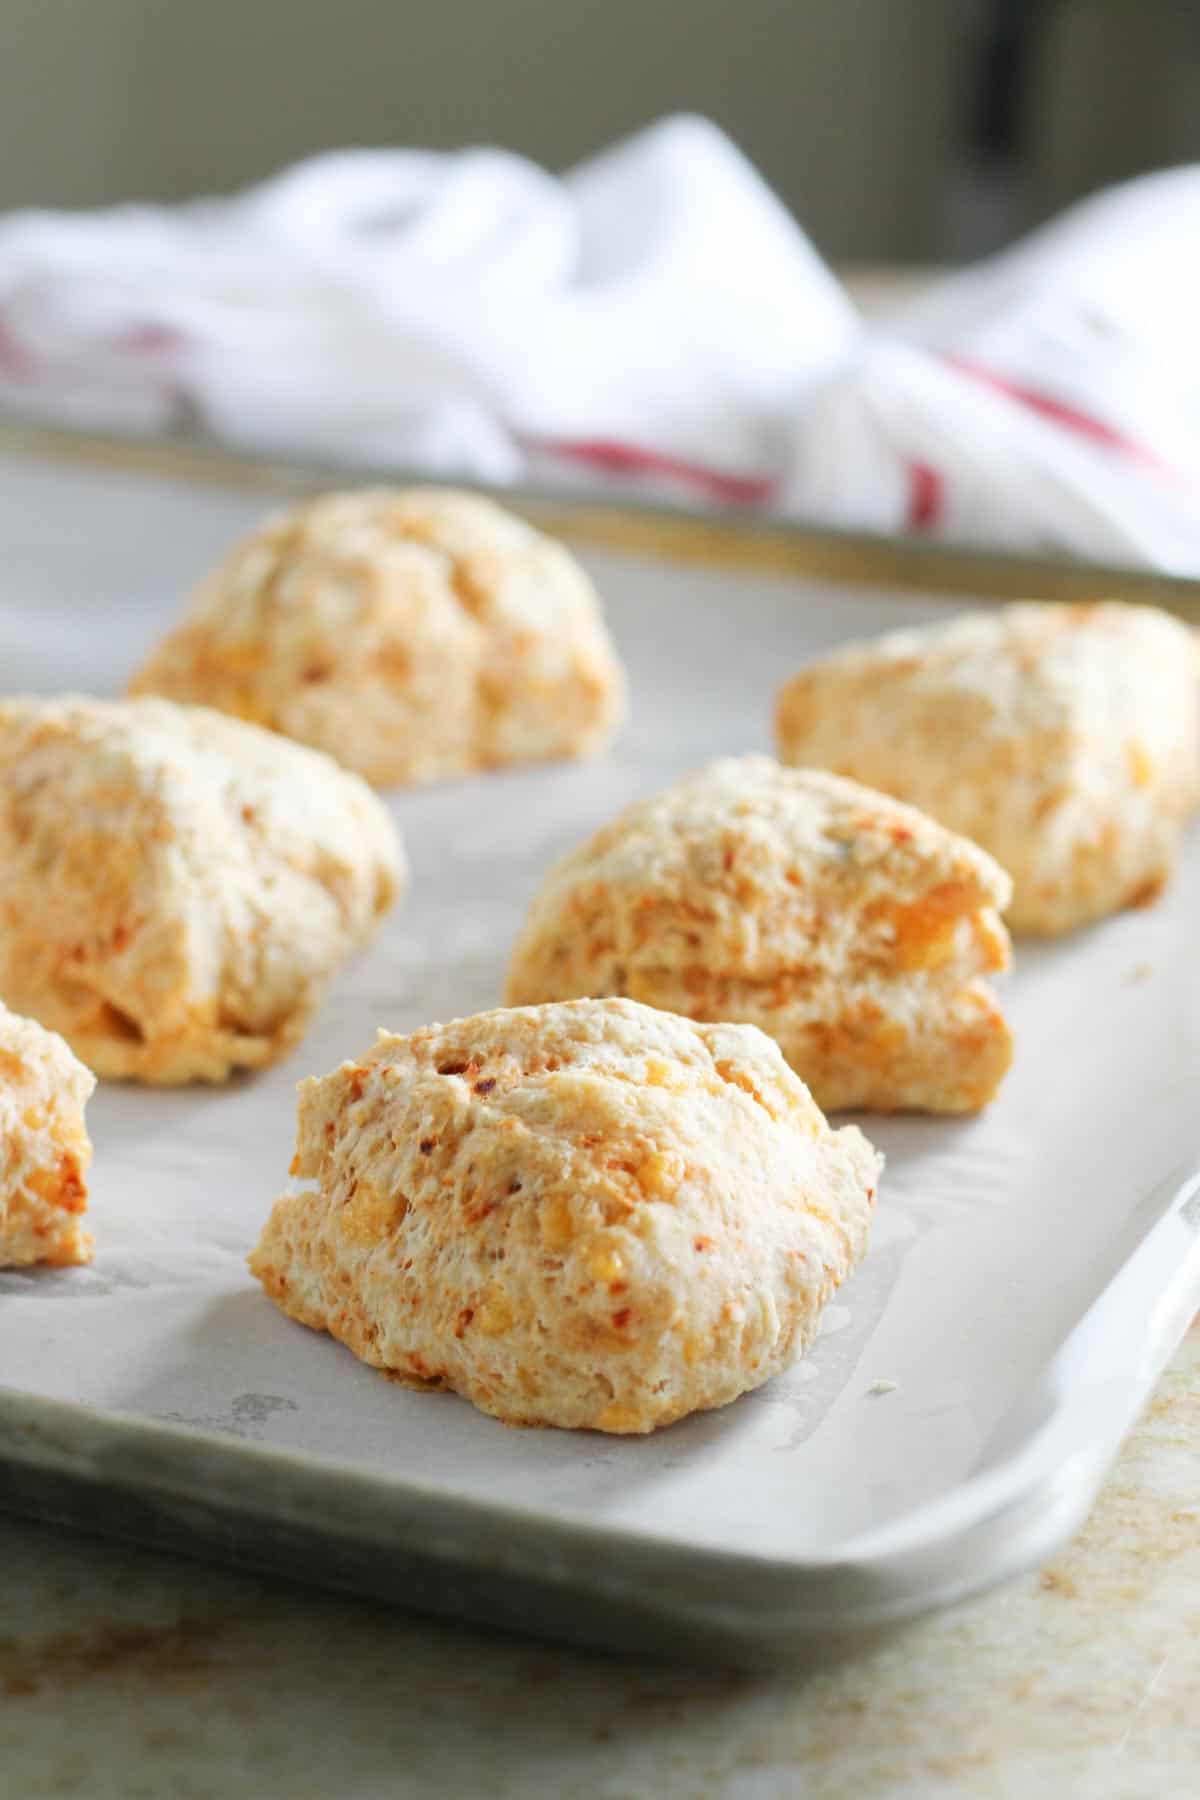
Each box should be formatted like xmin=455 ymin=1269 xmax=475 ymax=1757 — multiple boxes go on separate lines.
xmin=2 ymin=2 xmax=1198 ymax=261
xmin=1029 ymin=1 xmax=1200 ymax=221
xmin=0 ymin=0 xmax=957 ymax=261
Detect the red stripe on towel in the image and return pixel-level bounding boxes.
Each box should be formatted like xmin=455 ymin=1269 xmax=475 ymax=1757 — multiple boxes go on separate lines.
xmin=944 ymin=353 xmax=1174 ymax=475
xmin=906 ymin=460 xmax=944 ymax=531
xmin=536 ymin=437 xmax=776 ymax=506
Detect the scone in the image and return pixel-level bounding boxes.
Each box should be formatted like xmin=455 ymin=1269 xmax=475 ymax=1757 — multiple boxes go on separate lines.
xmin=249 ymin=998 xmax=881 ymax=1434
xmin=505 ymin=757 xmax=1012 ymax=1114
xmin=128 ymin=487 xmax=626 ymax=787
xmin=775 ymin=601 xmax=1200 ymax=934
xmin=0 ymin=1002 xmax=94 ymax=1267
xmin=0 ymin=696 xmax=404 ymax=1083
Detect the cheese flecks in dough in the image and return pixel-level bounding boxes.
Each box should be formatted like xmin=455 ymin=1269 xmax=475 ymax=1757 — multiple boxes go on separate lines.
xmin=249 ymin=998 xmax=881 ymax=1433
xmin=0 ymin=1001 xmax=94 ymax=1267
xmin=506 ymin=757 xmax=1013 ymax=1114
xmin=776 ymin=601 xmax=1200 ymax=934
xmin=0 ymin=696 xmax=405 ymax=1083
xmin=129 ymin=487 xmax=626 ymax=787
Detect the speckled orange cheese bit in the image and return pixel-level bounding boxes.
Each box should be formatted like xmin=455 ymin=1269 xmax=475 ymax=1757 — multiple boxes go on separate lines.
xmin=505 ymin=757 xmax=1013 ymax=1114
xmin=0 ymin=696 xmax=405 ymax=1083
xmin=776 ymin=601 xmax=1200 ymax=934
xmin=0 ymin=1002 xmax=94 ymax=1267
xmin=128 ymin=486 xmax=626 ymax=788
xmin=249 ymin=998 xmax=881 ymax=1434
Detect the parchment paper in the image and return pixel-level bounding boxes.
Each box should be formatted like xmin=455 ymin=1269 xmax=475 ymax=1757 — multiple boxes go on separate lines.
xmin=0 ymin=452 xmax=1195 ymax=1563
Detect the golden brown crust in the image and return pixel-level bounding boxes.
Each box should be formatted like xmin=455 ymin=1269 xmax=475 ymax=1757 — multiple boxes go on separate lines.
xmin=0 ymin=696 xmax=405 ymax=1083
xmin=0 ymin=1002 xmax=94 ymax=1267
xmin=776 ymin=602 xmax=1200 ymax=934
xmin=249 ymin=998 xmax=881 ymax=1433
xmin=505 ymin=758 xmax=1013 ymax=1113
xmin=128 ymin=487 xmax=626 ymax=787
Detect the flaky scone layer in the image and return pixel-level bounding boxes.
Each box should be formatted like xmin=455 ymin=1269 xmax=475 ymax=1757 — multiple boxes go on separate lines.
xmin=129 ymin=487 xmax=626 ymax=787
xmin=776 ymin=601 xmax=1200 ymax=934
xmin=0 ymin=696 xmax=404 ymax=1083
xmin=505 ymin=758 xmax=1013 ymax=1113
xmin=0 ymin=1002 xmax=94 ymax=1267
xmin=250 ymin=998 xmax=881 ymax=1433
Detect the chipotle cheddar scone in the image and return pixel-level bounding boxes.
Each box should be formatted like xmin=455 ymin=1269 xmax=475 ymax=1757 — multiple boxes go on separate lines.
xmin=775 ymin=601 xmax=1200 ymax=934
xmin=249 ymin=998 xmax=881 ymax=1434
xmin=128 ymin=486 xmax=626 ymax=788
xmin=505 ymin=758 xmax=1013 ymax=1114
xmin=0 ymin=1002 xmax=94 ymax=1267
xmin=0 ymin=696 xmax=404 ymax=1083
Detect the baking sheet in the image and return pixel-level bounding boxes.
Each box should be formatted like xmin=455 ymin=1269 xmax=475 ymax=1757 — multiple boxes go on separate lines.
xmin=0 ymin=448 xmax=1198 ymax=1651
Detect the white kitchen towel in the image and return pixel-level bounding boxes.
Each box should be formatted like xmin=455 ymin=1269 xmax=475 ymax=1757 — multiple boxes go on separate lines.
xmin=0 ymin=117 xmax=857 ymax=497
xmin=780 ymin=163 xmax=1200 ymax=571
xmin=2 ymin=115 xmax=1199 ymax=568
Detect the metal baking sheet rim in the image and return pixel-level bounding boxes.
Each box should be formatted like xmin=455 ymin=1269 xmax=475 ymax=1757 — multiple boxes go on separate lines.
xmin=3 ymin=1167 xmax=1198 ymax=1658
xmin=3 ymin=412 xmax=1200 ymax=617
